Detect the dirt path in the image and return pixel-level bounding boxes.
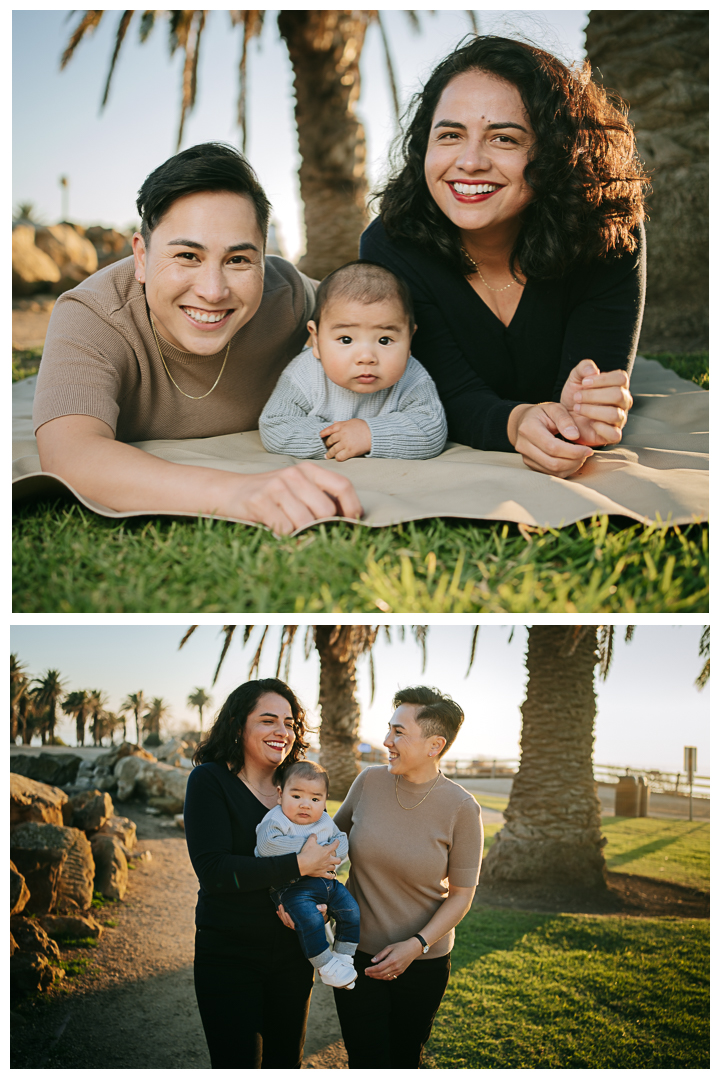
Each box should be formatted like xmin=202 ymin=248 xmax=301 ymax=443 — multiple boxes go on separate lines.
xmin=10 ymin=804 xmax=348 ymax=1069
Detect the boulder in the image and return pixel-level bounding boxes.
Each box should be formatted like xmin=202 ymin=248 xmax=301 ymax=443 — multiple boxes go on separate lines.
xmin=95 ymin=815 xmax=137 ymax=851
xmin=12 ymin=224 xmax=61 ymax=295
xmin=9 ymin=848 xmax=66 ymax=914
xmin=155 ymin=736 xmax=190 ymax=766
xmin=10 ymin=753 xmax=82 ymax=787
xmin=90 ymin=835 xmax=128 ymax=900
xmin=135 ymin=760 xmax=190 ymax=810
xmin=37 ymin=912 xmax=103 ymax=942
xmin=10 ymin=773 xmax=68 ymax=827
xmin=10 ymin=860 xmax=31 ymax=915
xmin=35 ymin=223 xmax=98 ymax=276
xmin=114 ymin=755 xmax=146 ymax=801
xmin=97 ymin=741 xmax=156 ymax=772
xmin=68 ymin=789 xmax=113 ymax=832
xmin=85 ymin=225 xmax=133 ymax=268
xmin=11 ymin=822 xmax=95 ymax=913
xmin=148 ymin=795 xmax=185 ymax=815
xmin=10 ymin=916 xmax=62 ymax=962
xmin=10 ymin=951 xmax=64 ymax=994
xmin=91 ymin=767 xmax=118 ymax=794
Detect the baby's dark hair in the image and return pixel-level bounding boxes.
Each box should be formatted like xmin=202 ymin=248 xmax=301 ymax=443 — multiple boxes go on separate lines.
xmin=275 ymin=759 xmax=329 ymax=796
xmin=311 ymin=259 xmax=415 ymax=327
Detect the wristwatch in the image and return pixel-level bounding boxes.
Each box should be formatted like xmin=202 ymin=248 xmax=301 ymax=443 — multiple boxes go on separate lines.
xmin=414 ymin=933 xmax=429 ymax=954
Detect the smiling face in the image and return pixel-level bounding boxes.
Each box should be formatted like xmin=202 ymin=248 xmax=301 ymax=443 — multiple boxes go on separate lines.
xmin=384 ymin=703 xmax=446 ymax=782
xmin=132 ymin=189 xmax=265 ymax=355
xmin=241 ymin=692 xmax=296 ymax=772
xmin=424 ymin=69 xmax=535 ymax=243
xmin=279 ymin=776 xmax=327 ymax=826
xmin=308 ymin=297 xmax=414 ymax=394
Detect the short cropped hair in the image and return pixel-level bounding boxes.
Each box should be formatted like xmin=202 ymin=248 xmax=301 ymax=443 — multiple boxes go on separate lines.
xmin=277 ymin=759 xmax=329 ymax=796
xmin=136 ymin=142 xmax=272 ymax=246
xmin=393 ymin=685 xmax=464 ymax=757
xmin=312 ymin=259 xmax=415 ymax=327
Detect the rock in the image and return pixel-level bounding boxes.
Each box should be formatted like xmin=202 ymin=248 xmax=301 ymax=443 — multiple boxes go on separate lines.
xmin=11 ymin=932 xmax=18 ymax=956
xmin=96 ymin=741 xmax=157 ymax=771
xmin=68 ymin=789 xmax=114 ymax=832
xmin=35 ymin=223 xmax=98 ymax=276
xmin=10 ymin=773 xmax=69 ymax=827
xmin=114 ymin=755 xmax=145 ymax=801
xmin=11 ymin=822 xmax=95 ymax=913
xmin=129 ymin=849 xmax=152 ymax=863
xmin=173 ymin=814 xmax=185 ymax=831
xmin=9 ymin=848 xmax=66 ymax=915
xmin=10 ymin=916 xmax=62 ymax=962
xmin=135 ymin=760 xmax=190 ymax=810
xmin=12 ymin=224 xmax=61 ymax=295
xmin=10 ymin=951 xmax=63 ymax=994
xmin=85 ymin=225 xmax=133 ymax=267
xmin=95 ymin=815 xmax=137 ymax=851
xmin=92 ymin=767 xmax=118 ymax=794
xmin=154 ymin=736 xmax=190 ymax=766
xmin=148 ymin=795 xmax=185 ymax=815
xmin=90 ymin=835 xmax=128 ymax=900
xmin=10 ymin=753 xmax=82 ymax=787
xmin=37 ymin=912 xmax=103 ymax=941
xmin=10 ymin=860 xmax=31 ymax=915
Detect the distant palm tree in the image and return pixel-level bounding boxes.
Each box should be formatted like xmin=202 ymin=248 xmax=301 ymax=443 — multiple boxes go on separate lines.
xmin=62 ymin=689 xmax=93 ymax=747
xmin=187 ymin=687 xmax=212 ymax=734
xmin=30 ymin=669 xmax=66 ymax=744
xmin=120 ymin=691 xmax=148 ymax=748
xmin=144 ymin=696 xmax=172 ymax=741
xmin=87 ymin=689 xmax=108 ymax=747
xmin=11 ymin=654 xmax=30 ymax=744
xmin=97 ymin=709 xmax=123 ymax=746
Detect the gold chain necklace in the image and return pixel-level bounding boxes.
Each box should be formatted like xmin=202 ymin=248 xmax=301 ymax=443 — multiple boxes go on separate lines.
xmin=239 ymin=770 xmax=278 ymax=802
xmin=150 ymin=316 xmax=230 ymax=400
xmin=463 ymin=249 xmax=524 ymax=293
xmin=395 ymin=771 xmax=442 ymax=810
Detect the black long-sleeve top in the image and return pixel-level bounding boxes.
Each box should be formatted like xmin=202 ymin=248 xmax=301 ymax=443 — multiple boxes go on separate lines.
xmin=184 ymin=761 xmax=300 ymax=938
xmin=360 ymin=217 xmax=646 ymax=453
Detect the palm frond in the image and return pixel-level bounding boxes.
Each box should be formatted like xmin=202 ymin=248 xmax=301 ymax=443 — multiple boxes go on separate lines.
xmin=467 ymin=10 xmax=479 ymax=34
xmin=177 ymin=10 xmax=206 ymax=150
xmin=466 ymin=625 xmax=479 ymax=677
xmin=169 ymin=10 xmax=193 ymax=55
xmin=247 ymin=626 xmax=269 ymax=680
xmin=236 ymin=11 xmax=265 ymax=152
xmin=178 ymin=625 xmax=199 ymax=650
xmin=139 ymin=10 xmax=157 ymax=43
xmin=412 ymin=625 xmax=428 ymax=672
xmin=374 ymin=12 xmax=400 ymax=124
xmin=696 ymin=625 xmax=709 ymax=689
xmin=212 ymin=624 xmax=238 ymax=684
xmin=624 ymin=626 xmax=635 ymax=643
xmin=304 ymin=625 xmax=315 ymax=660
xmin=404 ymin=11 xmax=421 ymax=32
xmin=60 ymin=10 xmax=106 ymax=70
xmin=596 ymin=625 xmax=614 ymax=680
xmin=275 ymin=625 xmax=298 ymax=681
xmin=369 ymin=650 xmax=376 ymax=704
xmin=101 ymin=10 xmax=135 ymax=108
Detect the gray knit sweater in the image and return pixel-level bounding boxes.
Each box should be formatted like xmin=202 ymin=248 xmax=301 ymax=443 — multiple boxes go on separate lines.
xmin=258 ymin=347 xmax=448 ymax=459
xmin=254 ymin=804 xmax=349 ymax=860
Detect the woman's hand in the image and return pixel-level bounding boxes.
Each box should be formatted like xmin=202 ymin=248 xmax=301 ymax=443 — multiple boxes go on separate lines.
xmin=364 ymin=938 xmax=424 ymax=980
xmin=277 ymin=902 xmax=327 ymax=930
xmin=296 ymin=835 xmax=341 ymax=878
xmin=560 ymin=359 xmax=633 ymax=447
xmin=507 ymin=402 xmax=594 ymax=478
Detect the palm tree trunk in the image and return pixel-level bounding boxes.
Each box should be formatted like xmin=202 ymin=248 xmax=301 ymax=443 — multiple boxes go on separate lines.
xmin=77 ymin=709 xmax=86 ymax=747
xmin=482 ymin=626 xmax=606 ymax=889
xmin=585 ymin=10 xmax=708 ymax=351
xmin=278 ymin=10 xmax=370 ymax=279
xmin=315 ymin=626 xmax=362 ymax=800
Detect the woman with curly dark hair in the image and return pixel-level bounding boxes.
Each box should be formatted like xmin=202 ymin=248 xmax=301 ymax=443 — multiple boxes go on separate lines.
xmin=361 ymin=35 xmax=649 ymax=477
xmin=184 ymin=678 xmax=341 ymax=1068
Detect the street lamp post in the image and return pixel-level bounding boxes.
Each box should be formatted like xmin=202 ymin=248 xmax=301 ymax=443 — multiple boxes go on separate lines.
xmin=684 ymin=746 xmax=697 ymax=822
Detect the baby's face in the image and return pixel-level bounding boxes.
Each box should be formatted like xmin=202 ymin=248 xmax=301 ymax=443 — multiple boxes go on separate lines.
xmin=279 ymin=777 xmax=327 ymax=825
xmin=308 ymin=297 xmax=414 ymax=394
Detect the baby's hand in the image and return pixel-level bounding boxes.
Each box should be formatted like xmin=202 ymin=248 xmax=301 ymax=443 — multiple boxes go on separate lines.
xmin=320 ymin=419 xmax=372 ymax=461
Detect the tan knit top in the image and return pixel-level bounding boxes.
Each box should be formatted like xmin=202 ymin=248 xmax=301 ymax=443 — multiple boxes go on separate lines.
xmin=33 ymin=255 xmax=315 ymax=442
xmin=333 ymin=766 xmax=483 ymax=959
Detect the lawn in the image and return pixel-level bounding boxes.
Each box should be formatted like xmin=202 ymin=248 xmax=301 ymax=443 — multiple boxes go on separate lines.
xmin=12 ymin=350 xmax=709 ymax=614
xmin=425 ymin=909 xmax=709 ymax=1068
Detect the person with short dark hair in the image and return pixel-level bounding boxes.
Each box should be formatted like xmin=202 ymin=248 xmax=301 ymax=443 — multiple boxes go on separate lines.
xmin=361 ymin=35 xmax=647 ymax=478
xmin=184 ymin=678 xmax=343 ymax=1068
xmin=34 ymin=143 xmax=361 ymax=534
xmin=254 ymin=759 xmax=361 ymax=989
xmin=259 ymin=259 xmax=447 ymax=461
xmin=277 ymin=685 xmax=483 ymax=1068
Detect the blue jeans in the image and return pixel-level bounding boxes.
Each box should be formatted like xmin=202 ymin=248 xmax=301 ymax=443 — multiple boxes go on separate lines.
xmin=270 ymin=877 xmax=360 ymax=963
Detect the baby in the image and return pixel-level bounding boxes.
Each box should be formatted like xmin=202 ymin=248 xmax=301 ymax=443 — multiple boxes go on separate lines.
xmin=259 ymin=260 xmax=447 ymax=460
xmin=254 ymin=760 xmax=360 ymax=989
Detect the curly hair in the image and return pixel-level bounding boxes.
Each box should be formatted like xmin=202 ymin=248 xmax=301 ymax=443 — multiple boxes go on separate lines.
xmin=192 ymin=678 xmax=309 ymax=778
xmin=378 ymin=35 xmax=650 ymax=280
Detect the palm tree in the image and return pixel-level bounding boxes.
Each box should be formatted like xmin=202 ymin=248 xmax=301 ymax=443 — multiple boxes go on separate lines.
xmin=187 ymin=687 xmax=212 ymax=734
xmin=62 ymin=689 xmax=93 ymax=747
xmin=30 ymin=669 xmax=66 ymax=745
xmin=585 ymin=10 xmax=708 ymax=352
xmin=11 ymin=654 xmax=30 ymax=744
xmin=180 ymin=624 xmax=428 ymax=799
xmin=59 ymin=10 xmax=477 ymax=278
xmin=86 ymin=690 xmax=108 ymax=747
xmin=120 ymin=691 xmax=148 ymax=748
xmin=144 ymin=696 xmax=172 ymax=742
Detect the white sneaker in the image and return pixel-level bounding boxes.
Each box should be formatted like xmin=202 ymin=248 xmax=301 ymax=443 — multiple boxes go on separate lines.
xmin=318 ymin=955 xmax=356 ymax=989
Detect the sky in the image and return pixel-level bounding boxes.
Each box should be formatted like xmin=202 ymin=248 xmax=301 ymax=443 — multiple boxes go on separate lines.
xmin=10 ymin=624 xmax=709 ymax=775
xmin=13 ymin=8 xmax=588 ymax=261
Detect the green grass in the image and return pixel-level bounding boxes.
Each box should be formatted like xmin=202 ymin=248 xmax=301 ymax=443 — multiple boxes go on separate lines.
xmin=601 ymin=818 xmax=709 ymax=890
xmin=56 ymin=955 xmax=95 ymax=979
xmin=425 ymin=909 xmax=708 ymax=1068
xmin=12 ymin=346 xmax=42 ymax=382
xmin=643 ymin=351 xmax=709 ymax=390
xmin=12 ymin=505 xmax=708 ymax=613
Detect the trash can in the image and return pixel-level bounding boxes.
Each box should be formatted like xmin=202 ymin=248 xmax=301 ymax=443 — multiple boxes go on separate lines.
xmin=638 ymin=775 xmax=650 ymax=817
xmin=615 ymin=775 xmax=640 ymax=817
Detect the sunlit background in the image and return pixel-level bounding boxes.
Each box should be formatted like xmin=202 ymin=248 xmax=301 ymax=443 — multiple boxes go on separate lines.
xmin=10 ymin=624 xmax=709 ymax=775
xmin=13 ymin=9 xmax=588 ymax=261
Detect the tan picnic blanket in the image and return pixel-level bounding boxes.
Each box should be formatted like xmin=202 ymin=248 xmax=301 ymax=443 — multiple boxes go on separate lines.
xmin=12 ymin=357 xmax=708 ymax=530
